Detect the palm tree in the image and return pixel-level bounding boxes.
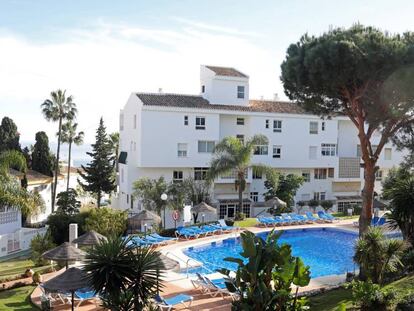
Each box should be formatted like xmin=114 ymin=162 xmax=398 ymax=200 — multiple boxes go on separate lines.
xmin=109 ymin=132 xmax=119 ymax=172
xmin=354 ymin=226 xmax=409 ymax=285
xmin=0 ymin=150 xmax=44 ymax=219
xmin=84 ymin=236 xmax=164 ymax=309
xmin=41 ymin=89 xmax=77 ymax=212
xmin=208 ymin=135 xmax=270 ymax=215
xmin=61 ymin=122 xmax=84 ymax=191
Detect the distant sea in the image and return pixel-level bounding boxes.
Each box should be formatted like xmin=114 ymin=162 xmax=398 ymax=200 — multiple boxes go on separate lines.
xmin=22 ymin=141 xmax=92 ymax=167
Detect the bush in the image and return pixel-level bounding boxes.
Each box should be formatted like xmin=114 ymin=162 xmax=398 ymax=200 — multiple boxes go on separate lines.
xmin=320 ymin=200 xmax=333 ymax=212
xmin=158 ymin=228 xmax=176 ymax=237
xmin=397 ymin=294 xmax=414 ymax=311
xmin=32 ymin=271 xmax=42 ymax=284
xmin=47 ymin=212 xmax=88 ymax=244
xmin=308 ymin=199 xmax=319 ymax=212
xmin=346 ymin=280 xmax=396 ymax=311
xmin=84 ymin=207 xmax=127 ymax=236
xmin=402 ymin=249 xmax=414 ymax=272
xmin=234 ymin=212 xmax=245 ymax=221
xmin=30 ymin=231 xmax=56 ymax=266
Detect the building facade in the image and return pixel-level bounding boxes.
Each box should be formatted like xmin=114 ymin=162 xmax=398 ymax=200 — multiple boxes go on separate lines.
xmin=118 ymin=65 xmax=405 ymax=221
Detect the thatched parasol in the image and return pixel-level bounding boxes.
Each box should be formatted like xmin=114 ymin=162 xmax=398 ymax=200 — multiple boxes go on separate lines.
xmin=130 ymin=210 xmax=162 ymax=223
xmin=42 ymin=242 xmax=86 ymax=268
xmin=191 ymin=202 xmax=216 ymax=214
xmin=264 ymin=197 xmax=287 ymax=208
xmin=42 ymin=267 xmax=90 ymax=311
xmin=72 ymin=230 xmax=107 ymax=246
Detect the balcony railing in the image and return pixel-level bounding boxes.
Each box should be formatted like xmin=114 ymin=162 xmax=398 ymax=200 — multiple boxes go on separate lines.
xmin=338 ymin=157 xmax=361 ymax=178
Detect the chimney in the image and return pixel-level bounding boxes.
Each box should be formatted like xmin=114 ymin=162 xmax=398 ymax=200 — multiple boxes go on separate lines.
xmin=69 ymin=223 xmax=78 ymax=246
xmin=273 ymin=93 xmax=279 ymax=100
xmin=158 ymin=88 xmax=163 ymax=94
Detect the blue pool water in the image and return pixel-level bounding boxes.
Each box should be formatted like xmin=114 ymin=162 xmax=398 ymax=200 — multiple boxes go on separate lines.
xmin=184 ymin=228 xmax=357 ymax=278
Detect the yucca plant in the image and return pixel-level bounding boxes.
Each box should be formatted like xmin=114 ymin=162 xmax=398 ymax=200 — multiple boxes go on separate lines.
xmin=84 ymin=235 xmax=165 ymax=309
xmin=354 ymin=227 xmax=409 ymax=285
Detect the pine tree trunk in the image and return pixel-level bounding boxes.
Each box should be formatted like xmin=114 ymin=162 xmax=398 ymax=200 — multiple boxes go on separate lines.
xmin=359 ymin=160 xmax=376 ymax=236
xmin=66 ymin=141 xmax=72 ymax=192
xmin=52 ymin=117 xmax=63 ymax=213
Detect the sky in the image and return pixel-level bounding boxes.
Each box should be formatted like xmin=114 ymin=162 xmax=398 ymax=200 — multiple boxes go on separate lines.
xmin=1 ymin=0 xmax=414 ymax=147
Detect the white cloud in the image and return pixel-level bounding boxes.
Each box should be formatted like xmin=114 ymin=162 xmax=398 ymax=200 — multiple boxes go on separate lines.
xmin=0 ymin=20 xmax=284 ymax=144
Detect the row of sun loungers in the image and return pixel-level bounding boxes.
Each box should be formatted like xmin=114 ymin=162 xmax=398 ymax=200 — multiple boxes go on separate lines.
xmin=128 ymin=233 xmax=176 ymax=247
xmin=175 ymin=220 xmax=239 ymax=239
xmin=40 ymin=285 xmax=99 ymax=308
xmin=191 ymin=273 xmax=238 ymax=301
xmin=257 ymin=211 xmax=338 ymax=227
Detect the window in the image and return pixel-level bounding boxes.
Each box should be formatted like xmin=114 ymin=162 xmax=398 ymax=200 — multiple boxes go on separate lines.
xmin=384 ymin=148 xmax=392 ymax=160
xmin=252 ymin=169 xmax=262 ymax=179
xmin=375 ymin=170 xmax=383 ymax=181
xmin=184 ymin=115 xmax=188 ymax=126
xmin=272 ymin=145 xmax=281 ymax=158
xmin=194 ymin=167 xmax=209 ymax=180
xmin=265 ymin=119 xmax=269 ymax=129
xmin=198 ymin=141 xmax=215 ymax=153
xmin=273 ymin=120 xmax=282 ymax=133
xmin=250 ymin=192 xmax=259 ymax=202
xmin=237 ymin=117 xmax=245 ymax=125
xmin=196 ymin=117 xmax=206 ymax=130
xmin=309 ymin=121 xmax=318 ymax=134
xmin=254 ymin=145 xmax=268 ymax=155
xmin=309 ymin=146 xmax=317 ymax=159
xmin=338 ymin=201 xmax=362 ymax=213
xmin=173 ymin=171 xmax=183 ymax=183
xmin=321 ymin=143 xmax=336 ymax=156
xmin=237 ymin=85 xmax=245 ymax=99
xmin=127 ymin=194 xmax=129 ymax=204
xmin=328 ymin=168 xmax=335 ymax=178
xmin=120 ymin=114 xmax=124 ymax=131
xmin=133 ymin=114 xmax=137 ymax=129
xmin=236 ymin=134 xmax=244 ymax=144
xmin=201 ymin=85 xmax=205 ymax=93
xmin=302 ymin=171 xmax=310 ymax=182
xmin=177 ymin=143 xmax=187 ymax=157
xmin=322 ymin=122 xmax=326 ymax=131
xmin=314 ymin=168 xmax=327 ymax=180
xmin=314 ymin=192 xmax=326 ymax=201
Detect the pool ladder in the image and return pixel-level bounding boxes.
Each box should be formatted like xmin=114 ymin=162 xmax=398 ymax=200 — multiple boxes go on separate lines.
xmin=164 ymin=251 xmax=201 ymax=278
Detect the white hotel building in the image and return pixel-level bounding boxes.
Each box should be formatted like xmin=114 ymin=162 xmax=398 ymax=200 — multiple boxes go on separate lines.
xmin=118 ymin=65 xmax=404 ymax=220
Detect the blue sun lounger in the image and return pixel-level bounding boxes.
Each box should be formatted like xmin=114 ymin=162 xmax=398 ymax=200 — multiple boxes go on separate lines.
xmin=305 ymin=212 xmax=320 ymax=222
xmin=175 ymin=227 xmax=199 ymax=239
xmin=155 ymin=293 xmax=193 ymax=311
xmin=150 ymin=233 xmax=176 ymax=241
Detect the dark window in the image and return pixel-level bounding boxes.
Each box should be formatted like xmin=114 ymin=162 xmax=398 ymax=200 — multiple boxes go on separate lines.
xmin=196 ymin=117 xmax=206 ymax=130
xmin=252 ymin=169 xmax=262 ymax=179
xmin=184 ymin=115 xmax=188 ymax=126
xmin=118 ymin=151 xmax=128 ymax=164
xmin=265 ymin=119 xmax=269 ymax=129
xmin=236 ymin=134 xmax=244 ymax=144
xmin=237 ymin=117 xmax=245 ymax=125
xmin=237 ymin=86 xmax=245 ymax=99
xmin=194 ymin=167 xmax=209 ymax=180
xmin=201 ymin=85 xmax=205 ymax=93
xmin=173 ymin=171 xmax=183 ymax=182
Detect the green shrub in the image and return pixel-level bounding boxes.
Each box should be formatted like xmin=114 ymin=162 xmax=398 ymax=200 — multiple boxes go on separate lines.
xmin=346 ymin=280 xmax=396 ymax=311
xmin=234 ymin=212 xmax=245 ymax=221
xmin=47 ymin=212 xmax=88 ymax=244
xmin=30 ymin=231 xmax=56 ymax=266
xmin=32 ymin=272 xmax=41 ymax=284
xmin=402 ymin=249 xmax=414 ymax=272
xmin=84 ymin=207 xmax=127 ymax=236
xmin=308 ymin=199 xmax=319 ymax=212
xmin=396 ymin=294 xmax=414 ymax=311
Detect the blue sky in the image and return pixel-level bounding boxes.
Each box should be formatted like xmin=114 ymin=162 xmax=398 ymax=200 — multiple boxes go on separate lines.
xmin=1 ymin=0 xmax=414 ymax=145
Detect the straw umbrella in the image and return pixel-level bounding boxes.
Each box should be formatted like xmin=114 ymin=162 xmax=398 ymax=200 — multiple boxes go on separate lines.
xmin=42 ymin=242 xmax=86 ymax=269
xmin=129 ymin=210 xmax=161 ymax=235
xmin=191 ymin=202 xmax=216 ymax=223
xmin=72 ymin=230 xmax=107 ymax=246
xmin=42 ymin=267 xmax=90 ymax=311
xmin=264 ymin=197 xmax=287 ymax=214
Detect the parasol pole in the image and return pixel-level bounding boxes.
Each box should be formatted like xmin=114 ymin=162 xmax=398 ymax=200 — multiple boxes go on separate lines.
xmin=71 ymin=291 xmax=75 ymax=311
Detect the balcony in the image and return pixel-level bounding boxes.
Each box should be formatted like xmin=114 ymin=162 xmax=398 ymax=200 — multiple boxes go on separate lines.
xmin=338 ymin=157 xmax=361 ymax=179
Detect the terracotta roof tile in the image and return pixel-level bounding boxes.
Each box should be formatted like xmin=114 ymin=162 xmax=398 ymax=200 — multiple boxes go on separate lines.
xmin=205 ymin=66 xmax=248 ymax=78
xmin=136 ymin=93 xmax=309 ymax=115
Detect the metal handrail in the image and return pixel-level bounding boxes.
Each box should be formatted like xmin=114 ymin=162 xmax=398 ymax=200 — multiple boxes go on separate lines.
xmin=164 ymin=251 xmax=200 ymax=278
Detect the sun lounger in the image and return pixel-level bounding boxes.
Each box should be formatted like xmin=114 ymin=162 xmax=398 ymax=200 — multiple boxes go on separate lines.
xmin=373 ymin=217 xmax=386 ymax=227
xmin=218 ymin=219 xmax=239 ymax=231
xmin=74 ymin=289 xmax=99 ymax=307
xmin=175 ymin=227 xmax=199 ymax=239
xmin=305 ymin=212 xmax=322 ymax=223
xmin=317 ymin=211 xmax=333 ymax=223
xmin=131 ymin=236 xmax=158 ymax=246
xmin=149 ymin=233 xmax=176 ymax=242
xmin=155 ymin=293 xmax=193 ymax=311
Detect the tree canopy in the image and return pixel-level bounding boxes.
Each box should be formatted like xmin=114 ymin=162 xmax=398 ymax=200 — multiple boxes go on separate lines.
xmin=78 ymin=118 xmax=116 ymax=207
xmin=0 ymin=116 xmax=21 ymax=153
xmin=281 ymin=24 xmax=414 ymax=234
xmin=31 ymin=131 xmax=53 ymax=177
xmin=264 ymin=170 xmax=304 ymax=208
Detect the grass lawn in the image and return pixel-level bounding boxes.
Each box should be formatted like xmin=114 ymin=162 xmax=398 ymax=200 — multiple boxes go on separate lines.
xmin=0 ymin=285 xmax=38 ymax=310
xmin=308 ymin=274 xmax=414 ymax=310
xmin=234 ymin=218 xmax=258 ymax=227
xmin=0 ymin=259 xmax=50 ymax=282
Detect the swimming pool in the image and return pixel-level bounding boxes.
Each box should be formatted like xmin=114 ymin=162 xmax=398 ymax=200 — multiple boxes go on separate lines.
xmin=184 ymin=228 xmax=357 ymax=278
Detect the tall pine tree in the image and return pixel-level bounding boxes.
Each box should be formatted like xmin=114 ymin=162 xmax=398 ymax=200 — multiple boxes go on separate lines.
xmin=78 ymin=118 xmax=116 ymax=207
xmin=32 ymin=131 xmax=53 ymax=177
xmin=0 ymin=116 xmax=21 ymax=152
